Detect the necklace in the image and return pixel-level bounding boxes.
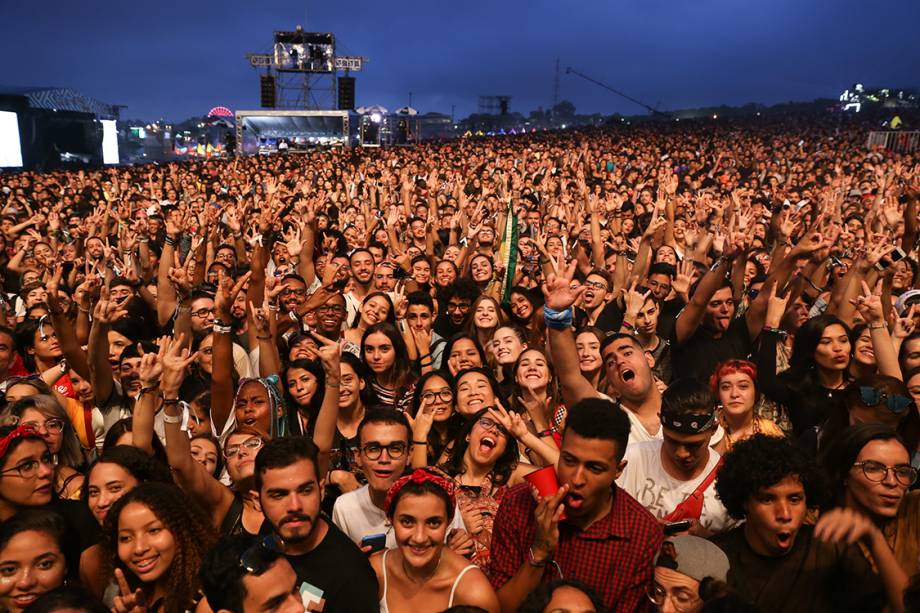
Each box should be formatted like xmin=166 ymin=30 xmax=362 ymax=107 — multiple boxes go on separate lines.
xmin=400 ymin=550 xmax=442 ymax=585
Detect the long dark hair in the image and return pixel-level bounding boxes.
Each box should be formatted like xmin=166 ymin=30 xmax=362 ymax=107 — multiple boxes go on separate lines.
xmin=787 ymin=314 xmax=850 ymax=378
xmin=361 ymin=322 xmax=414 ymax=389
xmin=351 ymin=291 xmax=396 ymax=328
xmin=441 ymin=332 xmax=488 ymax=371
xmin=440 ymin=408 xmax=519 ymax=488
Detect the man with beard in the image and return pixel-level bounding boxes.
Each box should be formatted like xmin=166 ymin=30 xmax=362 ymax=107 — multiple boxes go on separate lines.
xmin=255 ymin=436 xmax=379 ymax=612
xmin=544 ymin=266 xmax=664 ymax=445
xmin=489 ymin=398 xmax=662 ymax=612
xmin=712 ymin=435 xmax=904 ymax=613
xmin=616 ymin=379 xmax=734 ymax=536
xmin=346 ymin=248 xmax=376 ymax=324
xmin=278 ymin=274 xmax=309 ymax=317
xmin=373 ymin=260 xmax=398 ymax=293
xmin=332 ymin=410 xmax=466 ymax=550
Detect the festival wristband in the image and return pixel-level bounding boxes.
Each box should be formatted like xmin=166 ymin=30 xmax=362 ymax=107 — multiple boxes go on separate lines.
xmin=543 ymin=305 xmax=574 ymax=330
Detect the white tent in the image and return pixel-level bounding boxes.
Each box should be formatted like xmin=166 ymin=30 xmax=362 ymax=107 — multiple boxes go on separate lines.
xmin=356 ymin=105 xmax=389 ymax=115
xmin=396 ymin=106 xmax=418 ymax=115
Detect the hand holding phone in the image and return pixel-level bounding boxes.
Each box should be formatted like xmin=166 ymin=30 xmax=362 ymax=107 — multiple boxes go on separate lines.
xmin=360 ymin=533 xmax=387 ymax=554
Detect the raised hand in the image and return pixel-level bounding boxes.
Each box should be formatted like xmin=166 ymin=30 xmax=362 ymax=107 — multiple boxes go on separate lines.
xmin=852 ymin=280 xmax=886 ymax=325
xmin=215 ymin=271 xmax=252 ymax=319
xmin=160 ymin=333 xmax=198 ymax=396
xmin=137 ymin=338 xmax=167 ymax=389
xmin=112 ymin=567 xmax=148 ymax=613
xmin=541 ymin=263 xmax=587 ymax=311
xmin=92 ymin=285 xmax=128 ymax=324
xmin=313 ymin=332 xmax=342 ymax=380
xmin=764 ymin=283 xmax=791 ymax=328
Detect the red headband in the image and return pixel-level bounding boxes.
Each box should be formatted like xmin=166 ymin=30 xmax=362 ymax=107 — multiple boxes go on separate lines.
xmin=0 ymin=425 xmax=40 ymax=461
xmin=384 ymin=469 xmax=456 ymax=516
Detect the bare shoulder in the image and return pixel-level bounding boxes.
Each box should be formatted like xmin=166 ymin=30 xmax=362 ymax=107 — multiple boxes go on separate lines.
xmin=452 ymin=564 xmax=500 ymax=613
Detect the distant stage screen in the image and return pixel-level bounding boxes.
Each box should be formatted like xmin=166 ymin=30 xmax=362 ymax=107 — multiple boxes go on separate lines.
xmin=101 ymin=119 xmax=119 ymax=164
xmin=238 ymin=112 xmax=349 ymax=154
xmin=273 ymin=32 xmax=334 ymax=72
xmin=0 ymin=111 xmax=23 ymax=167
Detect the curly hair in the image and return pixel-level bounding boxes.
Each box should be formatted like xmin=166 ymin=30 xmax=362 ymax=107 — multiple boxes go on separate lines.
xmin=84 ymin=445 xmax=173 ymax=507
xmin=715 ymin=434 xmax=826 ymax=520
xmin=103 ymin=483 xmax=216 ymax=612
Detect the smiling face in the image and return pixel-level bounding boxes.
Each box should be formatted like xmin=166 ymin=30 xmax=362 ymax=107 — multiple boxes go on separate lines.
xmin=509 ymin=293 xmax=532 ymax=321
xmin=448 ymin=338 xmax=481 ymax=375
xmin=392 ymin=492 xmax=448 ymax=571
xmin=0 ymin=530 xmax=66 ymax=612
xmin=575 ymin=332 xmax=602 ymax=374
xmin=846 ymin=439 xmax=911 ymax=520
xmin=116 ymin=502 xmax=176 ymax=585
xmin=470 ymin=256 xmax=493 ymax=283
xmin=492 ymin=327 xmax=525 ymax=366
xmin=515 ymin=349 xmax=551 ymax=389
xmin=852 ymin=329 xmax=875 ymax=367
xmin=473 ymin=299 xmax=499 ymax=329
xmin=455 ymin=371 xmax=495 ymax=416
xmin=361 ymin=295 xmax=391 ymax=327
xmin=420 ymin=375 xmax=454 ymax=423
xmin=743 ymin=476 xmax=807 ymax=556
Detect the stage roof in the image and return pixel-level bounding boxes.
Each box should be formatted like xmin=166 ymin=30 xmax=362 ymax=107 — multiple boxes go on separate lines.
xmin=0 ymin=86 xmax=122 ymax=119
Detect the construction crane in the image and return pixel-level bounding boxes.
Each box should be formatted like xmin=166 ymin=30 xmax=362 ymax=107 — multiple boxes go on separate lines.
xmin=565 ymin=67 xmax=669 ymax=117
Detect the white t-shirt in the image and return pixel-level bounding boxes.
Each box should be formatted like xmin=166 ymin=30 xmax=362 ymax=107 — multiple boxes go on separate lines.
xmin=332 ymin=485 xmax=464 ymax=549
xmin=616 ymin=439 xmax=736 ymax=534
xmin=597 ymin=393 xmax=725 ymax=448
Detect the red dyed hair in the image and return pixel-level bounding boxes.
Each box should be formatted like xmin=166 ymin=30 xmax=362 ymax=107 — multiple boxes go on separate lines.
xmin=709 ymin=360 xmax=759 ymax=396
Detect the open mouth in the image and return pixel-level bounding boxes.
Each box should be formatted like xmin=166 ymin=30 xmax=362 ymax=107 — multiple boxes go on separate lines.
xmin=373 ymin=469 xmax=394 ymax=479
xmin=479 ymin=436 xmax=497 ymax=453
xmin=566 ymin=492 xmax=584 ymax=508
xmin=619 ymin=368 xmax=636 ymax=382
xmin=775 ymin=531 xmax=793 ymax=549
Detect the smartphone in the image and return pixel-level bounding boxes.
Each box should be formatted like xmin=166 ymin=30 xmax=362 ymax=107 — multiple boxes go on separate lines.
xmin=876 ymin=247 xmax=907 ymax=271
xmin=360 ymin=533 xmax=387 ymax=554
xmin=664 ymin=520 xmax=692 ymax=535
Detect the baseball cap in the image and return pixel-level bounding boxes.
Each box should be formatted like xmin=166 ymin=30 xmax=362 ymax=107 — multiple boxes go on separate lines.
xmin=655 ymin=535 xmax=730 ymax=583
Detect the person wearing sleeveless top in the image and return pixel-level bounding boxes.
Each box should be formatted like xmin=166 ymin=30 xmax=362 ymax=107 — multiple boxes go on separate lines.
xmin=370 ymin=468 xmax=499 ymax=613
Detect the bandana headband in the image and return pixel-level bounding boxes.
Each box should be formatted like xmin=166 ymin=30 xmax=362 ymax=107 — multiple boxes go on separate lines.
xmin=660 ymin=411 xmax=716 ymax=435
xmin=0 ymin=424 xmax=40 ymax=461
xmin=384 ymin=469 xmax=456 ymax=516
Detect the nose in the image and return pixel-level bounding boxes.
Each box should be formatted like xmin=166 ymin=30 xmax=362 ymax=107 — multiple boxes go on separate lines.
xmin=285 ymin=493 xmax=304 ymax=514
xmin=15 ymin=566 xmax=38 ymax=591
xmin=133 ymin=534 xmax=150 ymax=557
xmin=570 ymin=466 xmax=586 ymax=488
xmin=775 ymin=500 xmax=792 ymax=523
xmin=660 ymin=595 xmax=679 ymax=613
xmin=881 ymin=468 xmax=900 ymax=488
xmin=282 ymin=593 xmax=307 ymax=613
xmin=36 ymin=459 xmax=54 ymax=481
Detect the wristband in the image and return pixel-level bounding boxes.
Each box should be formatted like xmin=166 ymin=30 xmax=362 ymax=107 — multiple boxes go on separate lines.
xmin=212 ymin=322 xmax=233 ymax=334
xmin=162 ymin=397 xmax=180 ymax=405
xmin=256 ymin=334 xmax=273 ymax=340
xmin=412 ymin=440 xmax=428 ymax=445
xmin=164 ymin=236 xmax=177 ymax=247
xmin=543 ymin=305 xmax=574 ymax=330
xmin=527 ymin=547 xmax=549 ymax=568
xmin=162 ymin=412 xmax=182 ymax=424
xmin=762 ymin=326 xmax=787 ymax=338
xmin=868 ymin=321 xmax=887 ymax=330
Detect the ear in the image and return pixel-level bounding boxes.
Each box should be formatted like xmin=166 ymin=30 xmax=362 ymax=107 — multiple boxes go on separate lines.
xmin=644 ymin=350 xmax=656 ymax=369
xmin=614 ymin=459 xmax=628 ymax=480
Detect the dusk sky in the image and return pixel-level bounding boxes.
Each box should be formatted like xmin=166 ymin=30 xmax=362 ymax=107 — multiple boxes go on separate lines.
xmin=2 ymin=0 xmax=918 ymax=122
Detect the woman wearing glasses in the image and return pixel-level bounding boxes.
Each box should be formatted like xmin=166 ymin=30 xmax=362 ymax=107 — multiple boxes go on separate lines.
xmin=371 ymin=468 xmax=500 ymax=613
xmin=407 ymin=371 xmax=464 ymax=468
xmin=0 ymin=424 xmax=104 ymax=595
xmin=439 ymin=408 xmax=534 ymax=569
xmin=820 ymin=423 xmax=920 ymax=576
xmin=3 ymin=395 xmax=87 ymax=500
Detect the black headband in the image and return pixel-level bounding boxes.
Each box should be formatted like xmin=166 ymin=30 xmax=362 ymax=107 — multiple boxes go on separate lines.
xmin=660 ymin=411 xmax=716 ymax=435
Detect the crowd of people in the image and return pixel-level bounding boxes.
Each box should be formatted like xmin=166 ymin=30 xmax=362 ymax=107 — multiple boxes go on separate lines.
xmin=0 ymin=112 xmax=918 ymax=613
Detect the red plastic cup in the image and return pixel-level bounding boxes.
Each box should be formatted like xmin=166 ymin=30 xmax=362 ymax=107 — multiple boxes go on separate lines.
xmin=525 ymin=466 xmax=566 ymax=520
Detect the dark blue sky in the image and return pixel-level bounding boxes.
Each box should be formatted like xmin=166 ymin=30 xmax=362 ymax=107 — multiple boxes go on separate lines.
xmin=2 ymin=0 xmax=918 ymax=122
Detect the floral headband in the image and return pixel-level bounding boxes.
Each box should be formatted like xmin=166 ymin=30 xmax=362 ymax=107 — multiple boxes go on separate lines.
xmin=384 ymin=468 xmax=456 ymax=516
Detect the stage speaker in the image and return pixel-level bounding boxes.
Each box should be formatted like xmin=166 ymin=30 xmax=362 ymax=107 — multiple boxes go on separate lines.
xmin=260 ymin=76 xmax=276 ymax=108
xmin=338 ymin=77 xmax=355 ymax=110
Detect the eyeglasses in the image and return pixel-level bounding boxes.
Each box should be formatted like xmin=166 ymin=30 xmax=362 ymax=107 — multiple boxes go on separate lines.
xmin=646 ymin=583 xmax=700 ymax=612
xmin=361 ymin=442 xmax=408 ymax=460
xmin=0 ymin=452 xmax=54 ymax=479
xmin=282 ymin=288 xmax=307 ymax=297
xmin=858 ymin=386 xmax=913 ymax=414
xmin=447 ymin=302 xmax=470 ymax=311
xmin=421 ymin=390 xmax=453 ymax=404
xmin=19 ymin=418 xmax=65 ymax=434
xmin=239 ymin=534 xmax=283 ymax=574
xmin=477 ymin=416 xmax=508 ymax=436
xmin=315 ymin=304 xmax=346 ymax=315
xmin=853 ymin=460 xmax=918 ymax=487
xmin=191 ymin=307 xmax=215 ymax=319
xmin=583 ymin=280 xmax=608 ymax=291
xmin=224 ymin=437 xmax=264 ymax=459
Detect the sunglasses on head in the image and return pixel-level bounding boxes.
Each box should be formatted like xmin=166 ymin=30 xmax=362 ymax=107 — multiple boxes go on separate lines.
xmin=859 ymin=386 xmax=913 ymax=414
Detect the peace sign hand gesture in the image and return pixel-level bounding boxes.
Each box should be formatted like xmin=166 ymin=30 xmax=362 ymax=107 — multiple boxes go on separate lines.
xmin=112 ymin=568 xmax=148 ymax=613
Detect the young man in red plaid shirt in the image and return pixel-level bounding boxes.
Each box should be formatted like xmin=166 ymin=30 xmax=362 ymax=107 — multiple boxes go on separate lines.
xmin=488 ymin=397 xmax=664 ymax=612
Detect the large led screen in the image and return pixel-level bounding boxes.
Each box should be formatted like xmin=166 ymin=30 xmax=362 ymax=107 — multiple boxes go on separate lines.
xmin=0 ymin=111 xmax=23 ymax=168
xmin=101 ymin=119 xmax=119 ymax=164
